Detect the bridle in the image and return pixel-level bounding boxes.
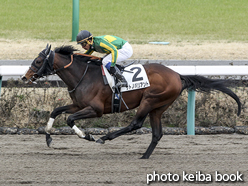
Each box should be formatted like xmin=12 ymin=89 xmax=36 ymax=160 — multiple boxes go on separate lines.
xmin=27 ymin=44 xmax=55 ymax=84
xmin=26 ymin=44 xmax=101 ymax=93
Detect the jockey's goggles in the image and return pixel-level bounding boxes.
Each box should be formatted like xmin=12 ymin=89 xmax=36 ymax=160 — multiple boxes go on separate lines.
xmin=77 ymin=36 xmax=93 ymax=46
xmin=80 ymin=41 xmax=88 ymax=47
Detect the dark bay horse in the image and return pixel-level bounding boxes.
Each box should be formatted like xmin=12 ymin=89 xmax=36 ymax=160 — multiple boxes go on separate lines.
xmin=22 ymin=44 xmax=241 ymax=159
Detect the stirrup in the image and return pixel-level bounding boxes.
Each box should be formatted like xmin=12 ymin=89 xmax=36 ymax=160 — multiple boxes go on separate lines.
xmin=116 ymin=81 xmax=128 ymax=87
xmin=114 ymin=66 xmax=128 ymax=87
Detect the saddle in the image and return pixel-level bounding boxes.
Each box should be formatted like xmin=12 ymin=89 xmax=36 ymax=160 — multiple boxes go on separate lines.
xmin=75 ymin=53 xmax=149 ymax=113
xmin=102 ymin=63 xmax=134 ymax=113
xmin=75 ymin=53 xmax=131 ymax=113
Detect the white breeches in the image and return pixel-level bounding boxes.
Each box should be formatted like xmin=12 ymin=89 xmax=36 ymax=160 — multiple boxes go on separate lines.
xmin=102 ymin=42 xmax=133 ymax=69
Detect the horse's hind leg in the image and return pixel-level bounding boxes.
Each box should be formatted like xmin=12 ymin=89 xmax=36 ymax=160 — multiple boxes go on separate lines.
xmin=140 ymin=105 xmax=169 ymax=159
xmin=96 ymin=107 xmax=149 ymax=143
xmin=98 ymin=114 xmax=148 ymax=142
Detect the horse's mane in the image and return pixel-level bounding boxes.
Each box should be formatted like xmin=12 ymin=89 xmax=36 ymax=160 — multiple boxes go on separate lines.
xmin=54 ymin=45 xmax=101 ymax=66
xmin=54 ymin=45 xmax=78 ymax=56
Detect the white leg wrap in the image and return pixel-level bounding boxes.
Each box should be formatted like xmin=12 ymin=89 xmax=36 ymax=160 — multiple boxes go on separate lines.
xmin=45 ymin=118 xmax=55 ymax=134
xmin=72 ymin=125 xmax=85 ymax=138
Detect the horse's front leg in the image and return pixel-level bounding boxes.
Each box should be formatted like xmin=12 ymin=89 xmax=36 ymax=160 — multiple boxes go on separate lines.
xmin=66 ymin=106 xmax=103 ymax=142
xmin=45 ymin=104 xmax=80 ymax=147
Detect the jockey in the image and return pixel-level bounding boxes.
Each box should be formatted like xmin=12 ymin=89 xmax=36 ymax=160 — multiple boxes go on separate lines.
xmin=76 ymin=30 xmax=133 ymax=87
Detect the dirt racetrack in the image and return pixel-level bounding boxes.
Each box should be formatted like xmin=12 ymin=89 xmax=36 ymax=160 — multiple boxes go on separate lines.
xmin=0 ymin=134 xmax=247 ymax=186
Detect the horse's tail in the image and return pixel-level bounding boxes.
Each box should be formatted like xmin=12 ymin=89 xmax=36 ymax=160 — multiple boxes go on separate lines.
xmin=180 ymin=75 xmax=241 ymax=116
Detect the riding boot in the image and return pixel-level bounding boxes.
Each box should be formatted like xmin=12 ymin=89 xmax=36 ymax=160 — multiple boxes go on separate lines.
xmin=114 ymin=66 xmax=128 ymax=87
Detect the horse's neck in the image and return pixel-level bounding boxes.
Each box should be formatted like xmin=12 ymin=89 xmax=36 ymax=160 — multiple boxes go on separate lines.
xmin=54 ymin=54 xmax=87 ymax=87
xmin=54 ymin=54 xmax=100 ymax=89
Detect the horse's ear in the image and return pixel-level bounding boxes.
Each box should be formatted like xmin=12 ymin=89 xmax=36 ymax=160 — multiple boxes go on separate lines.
xmin=48 ymin=45 xmax=51 ymax=53
xmin=45 ymin=43 xmax=49 ymax=51
xmin=45 ymin=44 xmax=52 ymax=55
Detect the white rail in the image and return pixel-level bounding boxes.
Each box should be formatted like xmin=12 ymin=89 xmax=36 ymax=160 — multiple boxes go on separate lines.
xmin=1 ymin=65 xmax=248 ymax=77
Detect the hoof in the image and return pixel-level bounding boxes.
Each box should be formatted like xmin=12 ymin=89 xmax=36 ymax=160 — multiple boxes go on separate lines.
xmin=46 ymin=133 xmax=53 ymax=147
xmin=96 ymin=138 xmax=105 ymax=144
xmin=140 ymin=154 xmax=149 ymax=159
xmin=84 ymin=134 xmax=95 ymax=141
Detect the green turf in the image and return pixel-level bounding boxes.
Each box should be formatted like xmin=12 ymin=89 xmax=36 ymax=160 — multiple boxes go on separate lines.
xmin=1 ymin=0 xmax=247 ymax=43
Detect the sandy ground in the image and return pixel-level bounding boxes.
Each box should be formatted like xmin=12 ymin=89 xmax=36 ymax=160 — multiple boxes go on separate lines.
xmin=0 ymin=134 xmax=247 ymax=186
xmin=0 ymin=39 xmax=248 ymax=60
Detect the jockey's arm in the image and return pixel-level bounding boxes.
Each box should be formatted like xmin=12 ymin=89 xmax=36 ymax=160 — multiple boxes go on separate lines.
xmin=99 ymin=40 xmax=118 ymax=67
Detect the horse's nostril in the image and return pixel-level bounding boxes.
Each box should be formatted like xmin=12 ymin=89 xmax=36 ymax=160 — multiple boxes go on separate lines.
xmin=21 ymin=75 xmax=27 ymax=81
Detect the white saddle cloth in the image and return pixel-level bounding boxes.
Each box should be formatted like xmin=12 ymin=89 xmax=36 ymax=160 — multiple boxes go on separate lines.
xmin=102 ymin=64 xmax=150 ymax=92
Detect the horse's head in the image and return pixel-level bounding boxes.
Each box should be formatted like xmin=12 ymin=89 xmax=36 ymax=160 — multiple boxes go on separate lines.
xmin=22 ymin=44 xmax=55 ymax=84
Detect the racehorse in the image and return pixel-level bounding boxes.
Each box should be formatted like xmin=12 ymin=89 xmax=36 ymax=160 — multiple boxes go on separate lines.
xmin=22 ymin=44 xmax=241 ymax=159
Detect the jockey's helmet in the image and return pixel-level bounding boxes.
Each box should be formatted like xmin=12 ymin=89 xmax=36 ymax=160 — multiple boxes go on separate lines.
xmin=77 ymin=30 xmax=93 ymax=45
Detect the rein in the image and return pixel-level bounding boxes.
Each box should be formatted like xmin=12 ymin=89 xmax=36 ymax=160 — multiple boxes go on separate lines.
xmin=54 ymin=54 xmax=74 ymax=73
xmin=54 ymin=54 xmax=90 ymax=93
xmin=55 ymin=53 xmax=101 ymax=73
xmin=59 ymin=53 xmax=101 ymax=93
xmin=68 ymin=62 xmax=89 ymax=93
xmin=31 ymin=51 xmax=101 ymax=93
xmin=55 ymin=53 xmax=99 ymax=93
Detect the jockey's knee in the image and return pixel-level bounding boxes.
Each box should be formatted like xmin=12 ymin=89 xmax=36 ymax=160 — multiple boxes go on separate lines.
xmin=105 ymin=62 xmax=111 ymax=70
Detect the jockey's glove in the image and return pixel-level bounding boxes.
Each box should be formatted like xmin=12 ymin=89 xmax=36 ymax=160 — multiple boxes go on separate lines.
xmin=109 ymin=66 xmax=116 ymax=75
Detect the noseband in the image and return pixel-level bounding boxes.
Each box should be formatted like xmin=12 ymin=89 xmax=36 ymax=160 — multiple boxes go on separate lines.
xmin=28 ymin=49 xmax=55 ymax=83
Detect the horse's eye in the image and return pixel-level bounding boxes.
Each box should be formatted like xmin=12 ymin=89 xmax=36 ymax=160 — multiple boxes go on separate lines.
xmin=36 ymin=60 xmax=42 ymax=64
